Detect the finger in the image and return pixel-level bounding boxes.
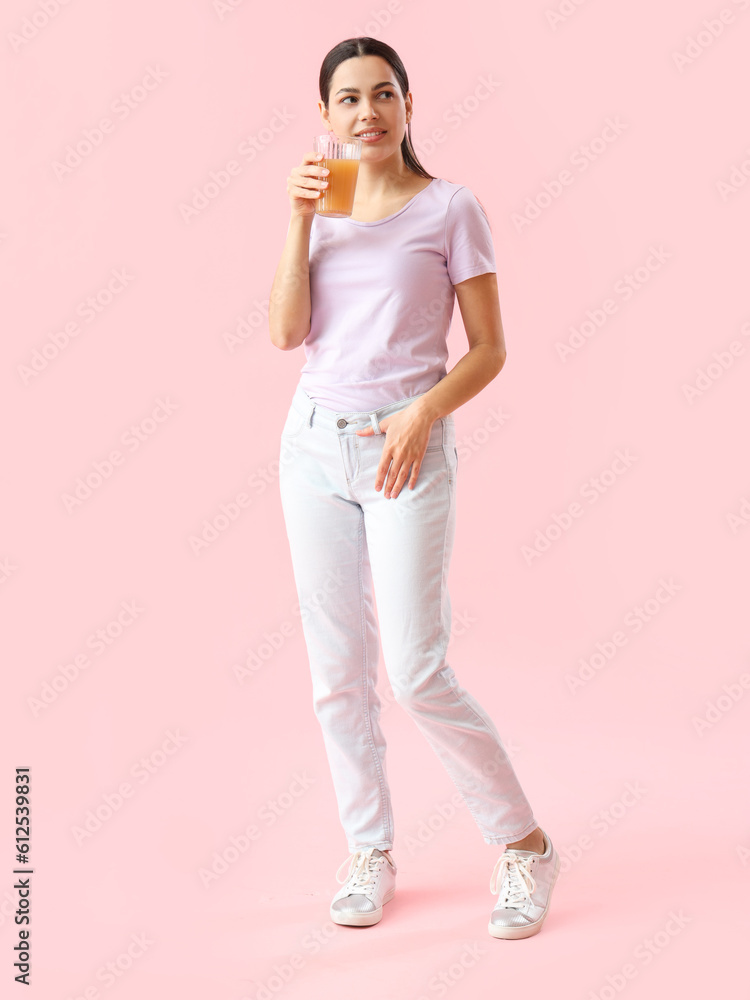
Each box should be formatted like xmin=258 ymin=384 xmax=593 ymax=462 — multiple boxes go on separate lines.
xmin=292 ymin=185 xmax=326 ymax=199
xmin=290 ymin=165 xmax=329 ymax=193
xmin=408 ymin=458 xmax=422 ymax=490
xmin=293 ymin=177 xmax=328 ymax=196
xmin=385 ymin=462 xmax=412 ymax=498
xmin=375 ymin=456 xmax=393 ymax=492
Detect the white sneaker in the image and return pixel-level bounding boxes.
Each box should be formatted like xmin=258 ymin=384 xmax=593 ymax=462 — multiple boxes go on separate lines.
xmin=488 ymin=828 xmax=560 ymax=939
xmin=330 ymin=847 xmax=397 ymax=926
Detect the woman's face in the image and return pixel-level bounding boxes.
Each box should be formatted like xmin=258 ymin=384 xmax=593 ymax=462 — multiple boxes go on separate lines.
xmin=319 ymin=54 xmax=412 ymax=158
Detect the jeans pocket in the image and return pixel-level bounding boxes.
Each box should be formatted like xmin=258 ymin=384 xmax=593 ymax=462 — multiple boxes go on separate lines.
xmin=281 ymin=406 xmax=307 ymax=442
xmin=424 ymin=416 xmax=447 ymax=452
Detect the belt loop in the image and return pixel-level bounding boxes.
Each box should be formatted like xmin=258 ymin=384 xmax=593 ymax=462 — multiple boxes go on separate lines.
xmin=307 ymin=400 xmax=315 ymax=427
xmin=369 ymin=412 xmax=381 ymax=434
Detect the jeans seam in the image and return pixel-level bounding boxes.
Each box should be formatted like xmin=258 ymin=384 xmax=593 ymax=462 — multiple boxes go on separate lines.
xmin=357 ymin=508 xmax=392 ymax=846
xmin=433 ymin=441 xmax=534 ymax=842
xmin=431 ymin=465 xmax=493 ymax=837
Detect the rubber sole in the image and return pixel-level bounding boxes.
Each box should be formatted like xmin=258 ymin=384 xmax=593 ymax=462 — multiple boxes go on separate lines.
xmin=330 ymin=885 xmax=396 ymax=926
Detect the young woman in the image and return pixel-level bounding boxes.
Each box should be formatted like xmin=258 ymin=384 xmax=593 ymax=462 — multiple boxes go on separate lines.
xmin=270 ymin=36 xmax=560 ymax=940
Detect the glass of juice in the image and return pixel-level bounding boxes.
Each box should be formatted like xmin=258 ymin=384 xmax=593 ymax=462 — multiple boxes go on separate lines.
xmin=312 ymin=133 xmax=362 ymax=218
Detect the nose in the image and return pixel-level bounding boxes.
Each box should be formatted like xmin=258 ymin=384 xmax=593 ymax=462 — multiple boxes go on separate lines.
xmin=358 ymin=104 xmax=380 ymax=122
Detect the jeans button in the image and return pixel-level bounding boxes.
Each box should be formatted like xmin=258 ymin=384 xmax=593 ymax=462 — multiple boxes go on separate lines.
xmin=336 ymin=418 xmax=348 ymax=428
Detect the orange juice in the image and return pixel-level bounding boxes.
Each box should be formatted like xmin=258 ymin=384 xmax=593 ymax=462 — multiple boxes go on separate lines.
xmin=316 ymin=158 xmax=360 ymax=218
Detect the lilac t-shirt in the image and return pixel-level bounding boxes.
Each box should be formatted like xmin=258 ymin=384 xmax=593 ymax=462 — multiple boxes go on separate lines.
xmin=298 ymin=177 xmax=497 ymax=411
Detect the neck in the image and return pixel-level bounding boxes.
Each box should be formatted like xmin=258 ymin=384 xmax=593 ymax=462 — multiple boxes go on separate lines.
xmin=353 ymin=151 xmax=413 ymax=202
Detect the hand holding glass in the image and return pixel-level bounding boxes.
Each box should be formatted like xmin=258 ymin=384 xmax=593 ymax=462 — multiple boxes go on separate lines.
xmin=312 ymin=133 xmax=362 ymax=218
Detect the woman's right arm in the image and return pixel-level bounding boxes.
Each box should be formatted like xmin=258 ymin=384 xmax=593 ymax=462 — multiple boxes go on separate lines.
xmin=268 ymin=152 xmax=329 ymax=351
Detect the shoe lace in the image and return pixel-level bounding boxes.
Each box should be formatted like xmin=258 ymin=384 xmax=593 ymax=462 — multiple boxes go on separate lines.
xmin=489 ymin=851 xmax=536 ymax=907
xmin=335 ymin=847 xmax=384 ymax=892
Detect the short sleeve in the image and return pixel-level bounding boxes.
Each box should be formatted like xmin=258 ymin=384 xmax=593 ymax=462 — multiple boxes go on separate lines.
xmin=444 ymin=186 xmax=497 ymax=285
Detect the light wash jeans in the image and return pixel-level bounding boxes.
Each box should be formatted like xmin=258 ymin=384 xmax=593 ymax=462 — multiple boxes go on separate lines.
xmin=278 ymin=382 xmax=538 ymax=853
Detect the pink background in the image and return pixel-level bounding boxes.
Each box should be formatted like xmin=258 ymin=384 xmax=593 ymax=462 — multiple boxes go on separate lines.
xmin=3 ymin=0 xmax=748 ymax=997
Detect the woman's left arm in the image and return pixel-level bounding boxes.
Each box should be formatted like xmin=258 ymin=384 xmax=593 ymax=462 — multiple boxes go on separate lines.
xmin=409 ymin=271 xmax=507 ymax=424
xmin=360 ymin=272 xmax=507 ymax=498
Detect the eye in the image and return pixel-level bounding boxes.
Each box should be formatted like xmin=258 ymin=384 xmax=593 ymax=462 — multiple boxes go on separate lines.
xmin=341 ymin=91 xmax=395 ymax=104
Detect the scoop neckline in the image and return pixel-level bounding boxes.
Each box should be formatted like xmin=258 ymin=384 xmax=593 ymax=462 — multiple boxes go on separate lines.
xmin=344 ymin=178 xmax=436 ymax=226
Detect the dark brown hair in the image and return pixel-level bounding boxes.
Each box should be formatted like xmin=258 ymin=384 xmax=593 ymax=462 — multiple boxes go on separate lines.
xmin=319 ymin=37 xmax=435 ymax=180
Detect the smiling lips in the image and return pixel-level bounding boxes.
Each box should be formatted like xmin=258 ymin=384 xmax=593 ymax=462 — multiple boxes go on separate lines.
xmin=355 ymin=129 xmax=387 ymax=142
